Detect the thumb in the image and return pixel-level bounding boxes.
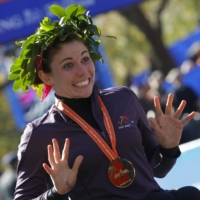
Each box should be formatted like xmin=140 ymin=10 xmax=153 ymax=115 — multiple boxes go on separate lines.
xmin=149 ymin=117 xmax=160 ymax=132
xmin=72 ymin=155 xmax=83 ymax=172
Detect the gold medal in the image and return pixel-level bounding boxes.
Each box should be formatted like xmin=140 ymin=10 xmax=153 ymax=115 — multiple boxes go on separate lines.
xmin=108 ymin=158 xmax=135 ymax=188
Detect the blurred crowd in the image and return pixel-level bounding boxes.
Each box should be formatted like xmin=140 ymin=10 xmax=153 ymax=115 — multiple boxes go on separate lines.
xmin=129 ymin=41 xmax=200 ymax=144
xmin=0 ymin=151 xmax=18 ymax=200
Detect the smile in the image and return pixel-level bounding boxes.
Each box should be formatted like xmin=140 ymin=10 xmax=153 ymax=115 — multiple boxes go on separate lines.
xmin=74 ymin=79 xmax=89 ymax=87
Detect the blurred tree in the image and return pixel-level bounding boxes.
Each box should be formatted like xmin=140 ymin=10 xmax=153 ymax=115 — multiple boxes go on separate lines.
xmin=0 ymin=90 xmax=21 ymax=158
xmin=119 ymin=0 xmax=177 ymax=76
xmin=95 ymin=0 xmax=199 ymax=85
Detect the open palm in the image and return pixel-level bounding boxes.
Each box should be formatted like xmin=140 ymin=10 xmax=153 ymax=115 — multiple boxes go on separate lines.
xmin=43 ymin=138 xmax=83 ymax=195
xmin=149 ymin=93 xmax=196 ymax=148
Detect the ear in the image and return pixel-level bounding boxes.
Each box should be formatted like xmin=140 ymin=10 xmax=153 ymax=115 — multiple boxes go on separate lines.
xmin=38 ymin=70 xmax=52 ymax=86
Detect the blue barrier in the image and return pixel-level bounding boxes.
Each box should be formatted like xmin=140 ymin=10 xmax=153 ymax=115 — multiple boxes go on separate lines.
xmin=155 ymin=139 xmax=200 ymax=190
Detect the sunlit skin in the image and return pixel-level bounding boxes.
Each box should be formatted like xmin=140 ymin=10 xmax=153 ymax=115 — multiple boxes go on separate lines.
xmin=149 ymin=93 xmax=196 ymax=148
xmin=39 ymin=40 xmax=95 ymax=99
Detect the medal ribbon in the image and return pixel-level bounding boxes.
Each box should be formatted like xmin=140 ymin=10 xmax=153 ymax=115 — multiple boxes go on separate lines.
xmin=55 ymin=96 xmax=118 ymax=161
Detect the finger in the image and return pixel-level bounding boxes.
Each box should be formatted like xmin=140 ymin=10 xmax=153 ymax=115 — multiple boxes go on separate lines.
xmin=149 ymin=117 xmax=161 ymax=133
xmin=173 ymin=100 xmax=186 ymax=119
xmin=47 ymin=145 xmax=56 ymax=166
xmin=43 ymin=163 xmax=53 ymax=176
xmin=154 ymin=96 xmax=163 ymax=117
xmin=165 ymin=93 xmax=174 ymax=115
xmin=52 ymin=139 xmax=61 ymax=163
xmin=72 ymin=155 xmax=83 ymax=173
xmin=181 ymin=111 xmax=196 ymax=125
xmin=61 ymin=138 xmax=70 ymax=161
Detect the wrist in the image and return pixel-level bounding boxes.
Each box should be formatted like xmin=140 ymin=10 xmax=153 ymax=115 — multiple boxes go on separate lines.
xmin=54 ymin=184 xmax=73 ymax=195
xmin=47 ymin=187 xmax=68 ymax=200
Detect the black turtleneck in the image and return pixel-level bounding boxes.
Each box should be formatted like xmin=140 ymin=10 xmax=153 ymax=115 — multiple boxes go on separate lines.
xmin=55 ymin=94 xmax=101 ymax=131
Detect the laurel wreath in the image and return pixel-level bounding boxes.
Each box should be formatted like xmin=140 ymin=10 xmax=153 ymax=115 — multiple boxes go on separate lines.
xmin=8 ymin=4 xmax=115 ymax=98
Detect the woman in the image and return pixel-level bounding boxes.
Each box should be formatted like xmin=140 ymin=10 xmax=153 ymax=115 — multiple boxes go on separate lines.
xmin=9 ymin=4 xmax=200 ymax=200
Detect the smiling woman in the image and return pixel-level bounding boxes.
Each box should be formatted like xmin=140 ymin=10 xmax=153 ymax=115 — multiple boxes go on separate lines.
xmin=9 ymin=3 xmax=200 ymax=200
xmin=38 ymin=37 xmax=95 ymax=99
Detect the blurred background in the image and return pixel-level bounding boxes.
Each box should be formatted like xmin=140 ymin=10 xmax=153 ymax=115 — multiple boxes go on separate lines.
xmin=0 ymin=0 xmax=200 ymax=199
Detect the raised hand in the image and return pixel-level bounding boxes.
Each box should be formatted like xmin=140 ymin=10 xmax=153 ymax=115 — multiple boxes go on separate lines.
xmin=149 ymin=93 xmax=196 ymax=149
xmin=43 ymin=138 xmax=83 ymax=195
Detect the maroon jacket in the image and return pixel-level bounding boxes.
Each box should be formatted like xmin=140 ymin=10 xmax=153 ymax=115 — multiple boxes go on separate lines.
xmin=14 ymin=85 xmax=180 ymax=200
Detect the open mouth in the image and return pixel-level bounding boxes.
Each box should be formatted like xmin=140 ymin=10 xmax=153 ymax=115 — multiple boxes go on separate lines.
xmin=74 ymin=78 xmax=90 ymax=87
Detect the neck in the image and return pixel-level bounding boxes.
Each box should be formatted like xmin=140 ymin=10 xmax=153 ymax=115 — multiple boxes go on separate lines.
xmin=55 ymin=93 xmax=101 ymax=130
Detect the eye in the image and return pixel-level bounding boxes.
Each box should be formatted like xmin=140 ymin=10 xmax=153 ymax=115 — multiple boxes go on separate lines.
xmin=82 ymin=56 xmax=90 ymax=63
xmin=63 ymin=63 xmax=73 ymax=69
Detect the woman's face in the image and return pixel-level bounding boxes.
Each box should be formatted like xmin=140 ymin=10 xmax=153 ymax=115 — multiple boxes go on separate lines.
xmin=47 ymin=40 xmax=95 ymax=99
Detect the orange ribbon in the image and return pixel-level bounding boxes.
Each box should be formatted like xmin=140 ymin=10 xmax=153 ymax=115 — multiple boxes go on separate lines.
xmin=55 ymin=96 xmax=119 ymax=161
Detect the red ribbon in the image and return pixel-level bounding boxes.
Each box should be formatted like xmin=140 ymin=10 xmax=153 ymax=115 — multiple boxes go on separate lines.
xmin=35 ymin=54 xmax=43 ymax=70
xmin=35 ymin=52 xmax=52 ymax=102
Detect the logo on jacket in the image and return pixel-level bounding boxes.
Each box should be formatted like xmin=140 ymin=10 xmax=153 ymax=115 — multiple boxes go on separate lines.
xmin=118 ymin=115 xmax=134 ymax=129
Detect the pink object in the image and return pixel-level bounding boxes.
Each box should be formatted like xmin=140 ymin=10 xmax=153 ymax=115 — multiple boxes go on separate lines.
xmin=35 ymin=51 xmax=52 ymax=101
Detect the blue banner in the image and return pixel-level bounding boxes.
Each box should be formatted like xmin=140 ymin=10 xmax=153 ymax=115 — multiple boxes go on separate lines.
xmin=169 ymin=27 xmax=200 ymax=66
xmin=0 ymin=0 xmax=144 ymax=44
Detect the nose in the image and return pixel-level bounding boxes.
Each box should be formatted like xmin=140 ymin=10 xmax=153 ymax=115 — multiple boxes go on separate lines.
xmin=76 ymin=64 xmax=87 ymax=76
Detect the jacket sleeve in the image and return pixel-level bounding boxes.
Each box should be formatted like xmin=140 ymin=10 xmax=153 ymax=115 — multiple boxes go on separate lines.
xmin=14 ymin=124 xmax=68 ymax=200
xmin=131 ymin=90 xmax=181 ymax=178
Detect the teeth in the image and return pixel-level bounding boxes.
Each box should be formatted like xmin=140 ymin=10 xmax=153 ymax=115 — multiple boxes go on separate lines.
xmin=74 ymin=79 xmax=89 ymax=87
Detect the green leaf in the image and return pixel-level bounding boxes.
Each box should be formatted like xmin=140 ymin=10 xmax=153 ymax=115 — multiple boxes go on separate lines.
xmin=30 ymin=73 xmax=36 ymax=85
xmin=21 ymin=76 xmax=29 ymax=90
xmin=32 ymin=84 xmax=43 ymax=98
xmin=20 ymin=69 xmax=27 ymax=79
xmin=10 ymin=64 xmax=21 ymax=73
xmin=8 ymin=71 xmax=20 ymax=80
xmin=86 ymin=37 xmax=100 ymax=52
xmin=20 ymin=49 xmax=31 ymax=59
xmin=63 ymin=24 xmax=74 ymax=33
xmin=59 ymin=28 xmax=64 ymax=35
xmin=28 ymin=33 xmax=48 ymax=39
xmin=50 ymin=4 xmax=66 ymax=18
xmin=22 ymin=37 xmax=35 ymax=47
xmin=101 ymin=34 xmax=117 ymax=39
xmin=90 ymin=53 xmax=102 ymax=62
xmin=65 ymin=4 xmax=78 ymax=18
xmin=76 ymin=5 xmax=86 ymax=16
xmin=40 ymin=22 xmax=55 ymax=31
xmin=42 ymin=17 xmax=52 ymax=26
xmin=10 ymin=58 xmax=22 ymax=72
xmin=77 ymin=33 xmax=82 ymax=38
xmin=59 ymin=35 xmax=67 ymax=41
xmin=13 ymin=79 xmax=22 ymax=91
xmin=31 ymin=47 xmax=39 ymax=59
xmin=53 ymin=20 xmax=59 ymax=26
xmin=26 ymin=59 xmax=33 ymax=71
xmin=78 ymin=15 xmax=85 ymax=20
xmin=89 ymin=25 xmax=101 ymax=36
xmin=21 ymin=85 xmax=28 ymax=92
xmin=37 ymin=84 xmax=43 ymax=98
xmin=21 ymin=59 xmax=28 ymax=69
xmin=25 ymin=76 xmax=31 ymax=86
xmin=95 ymin=40 xmax=101 ymax=45
xmin=15 ymin=40 xmax=24 ymax=46
xmin=46 ymin=34 xmax=59 ymax=46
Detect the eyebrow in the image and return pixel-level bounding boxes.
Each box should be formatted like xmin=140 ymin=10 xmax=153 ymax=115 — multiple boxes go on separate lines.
xmin=60 ymin=50 xmax=89 ymax=64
